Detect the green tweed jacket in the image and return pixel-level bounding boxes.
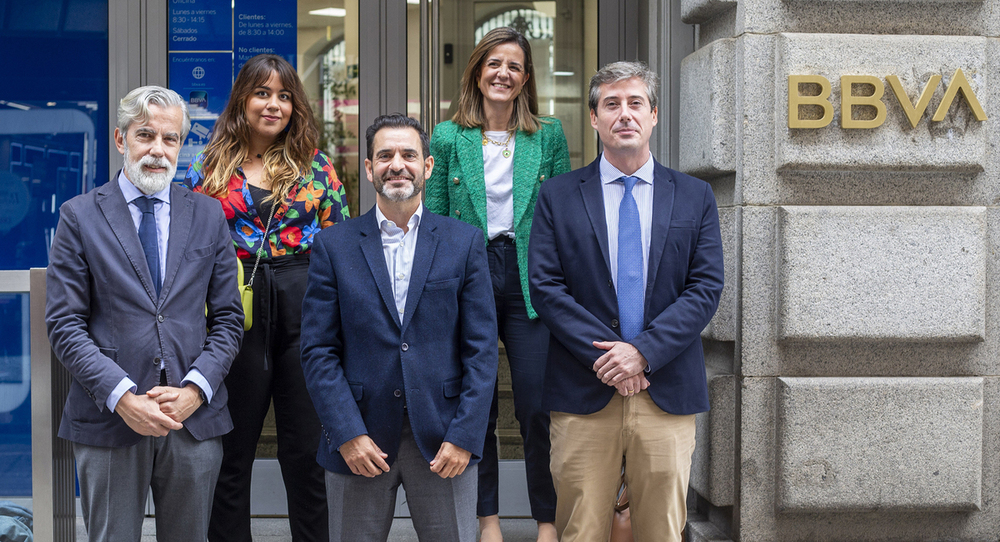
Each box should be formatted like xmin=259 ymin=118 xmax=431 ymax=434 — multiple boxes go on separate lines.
xmin=425 ymin=118 xmax=571 ymax=319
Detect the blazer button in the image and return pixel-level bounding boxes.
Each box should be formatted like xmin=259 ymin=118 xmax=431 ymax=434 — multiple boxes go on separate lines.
xmin=153 ymin=357 xmax=160 ymax=366
xmin=455 ymin=210 xmax=461 ymax=216
xmin=539 ymin=175 xmax=545 ymax=181
xmin=453 ymin=177 xmax=460 ymax=185
xmin=611 ymin=319 xmax=619 ymax=328
xmin=608 ymin=280 xmax=613 ymax=288
xmin=157 ymin=314 xmax=164 ymax=322
xmin=394 ymin=389 xmax=402 ymax=398
xmin=401 ymin=343 xmax=409 ymax=352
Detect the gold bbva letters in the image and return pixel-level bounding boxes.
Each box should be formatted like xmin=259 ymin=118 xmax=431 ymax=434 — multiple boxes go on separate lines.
xmin=788 ymin=69 xmax=987 ymax=129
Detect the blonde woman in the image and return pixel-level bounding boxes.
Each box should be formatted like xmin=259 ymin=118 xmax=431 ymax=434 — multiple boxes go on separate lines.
xmin=425 ymin=27 xmax=570 ymax=542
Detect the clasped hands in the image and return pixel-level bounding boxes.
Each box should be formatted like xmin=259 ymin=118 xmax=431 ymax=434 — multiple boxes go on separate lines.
xmin=340 ymin=435 xmax=471 ymax=480
xmin=593 ymin=340 xmax=650 ymax=397
xmin=116 ymin=383 xmax=205 ymax=437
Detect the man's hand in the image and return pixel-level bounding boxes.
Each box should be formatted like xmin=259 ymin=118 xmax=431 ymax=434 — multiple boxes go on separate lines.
xmin=429 ymin=442 xmax=471 ymax=479
xmin=614 ymin=373 xmax=651 ymax=396
xmin=115 ymin=391 xmax=183 ymax=437
xmin=339 ymin=435 xmax=390 ymax=477
xmin=148 ymin=383 xmax=204 ymax=423
xmin=593 ymin=341 xmax=648 ymax=385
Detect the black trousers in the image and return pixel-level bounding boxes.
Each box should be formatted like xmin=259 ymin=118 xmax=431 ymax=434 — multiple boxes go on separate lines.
xmin=209 ymin=253 xmax=328 ymax=542
xmin=478 ymin=236 xmax=556 ymax=522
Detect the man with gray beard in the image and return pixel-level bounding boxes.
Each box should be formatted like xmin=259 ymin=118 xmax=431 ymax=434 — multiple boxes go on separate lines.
xmin=45 ymin=86 xmax=243 ymax=541
xmin=301 ymin=114 xmax=496 ymax=541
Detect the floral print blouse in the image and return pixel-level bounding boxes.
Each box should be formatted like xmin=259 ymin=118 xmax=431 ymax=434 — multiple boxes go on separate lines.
xmin=185 ymin=149 xmax=350 ymax=259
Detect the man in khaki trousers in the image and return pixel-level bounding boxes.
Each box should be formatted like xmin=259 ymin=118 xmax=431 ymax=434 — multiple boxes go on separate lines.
xmin=528 ymin=61 xmax=724 ymax=542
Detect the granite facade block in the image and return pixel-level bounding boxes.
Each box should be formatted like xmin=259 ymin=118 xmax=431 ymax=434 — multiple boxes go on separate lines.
xmin=729 ymin=35 xmax=1000 ymax=207
xmin=737 ymin=377 xmax=1000 ymax=541
xmin=691 ymin=375 xmax=736 ymax=507
xmin=703 ymin=206 xmax=738 ymax=342
xmin=729 ymin=0 xmax=986 ymax=38
xmin=680 ymin=38 xmax=737 ymax=179
xmin=775 ymin=377 xmax=983 ymax=512
xmin=777 ymin=206 xmax=986 ymax=342
xmin=682 ymin=0 xmax=737 ymax=25
xmin=775 ymin=34 xmax=988 ymax=173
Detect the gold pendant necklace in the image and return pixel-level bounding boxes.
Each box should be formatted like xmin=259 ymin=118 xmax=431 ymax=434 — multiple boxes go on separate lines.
xmin=481 ymin=129 xmax=514 ymax=159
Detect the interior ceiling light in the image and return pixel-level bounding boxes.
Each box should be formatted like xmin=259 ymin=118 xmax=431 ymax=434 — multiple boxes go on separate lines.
xmin=308 ymin=7 xmax=346 ymax=17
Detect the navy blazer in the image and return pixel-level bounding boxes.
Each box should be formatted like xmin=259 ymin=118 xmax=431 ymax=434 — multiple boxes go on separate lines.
xmin=300 ymin=206 xmax=497 ymax=475
xmin=46 ymin=175 xmax=244 ymax=447
xmin=528 ymin=157 xmax=724 ymax=416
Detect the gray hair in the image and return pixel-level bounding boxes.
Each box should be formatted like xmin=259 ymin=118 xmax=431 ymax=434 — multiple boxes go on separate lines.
xmin=588 ymin=61 xmax=659 ymax=112
xmin=117 ymin=86 xmax=191 ymax=140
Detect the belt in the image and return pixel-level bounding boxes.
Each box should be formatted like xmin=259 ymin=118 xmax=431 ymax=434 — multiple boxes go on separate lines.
xmin=487 ymin=235 xmax=515 ymax=247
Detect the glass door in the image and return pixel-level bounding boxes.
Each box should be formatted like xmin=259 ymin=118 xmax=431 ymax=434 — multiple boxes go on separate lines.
xmin=408 ymin=0 xmax=599 ymax=169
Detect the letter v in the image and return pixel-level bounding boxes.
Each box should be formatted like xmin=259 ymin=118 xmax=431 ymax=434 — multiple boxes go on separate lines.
xmin=886 ymin=74 xmax=941 ymax=129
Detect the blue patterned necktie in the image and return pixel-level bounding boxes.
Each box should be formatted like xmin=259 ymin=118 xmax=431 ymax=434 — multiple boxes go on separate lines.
xmin=134 ymin=196 xmax=161 ymax=297
xmin=617 ymin=176 xmax=643 ymax=341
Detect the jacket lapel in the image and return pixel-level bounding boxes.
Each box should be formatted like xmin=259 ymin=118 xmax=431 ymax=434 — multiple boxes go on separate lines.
xmin=457 ymin=127 xmax=489 ymax=228
xmin=360 ymin=209 xmax=403 ymax=328
xmin=511 ymin=129 xmax=540 ymax=230
xmin=400 ymin=212 xmax=438 ymax=332
xmin=645 ymin=160 xmax=675 ymax=305
xmin=97 ymin=174 xmax=158 ymax=304
xmin=579 ymin=160 xmax=612 ymax=278
xmin=159 ymin=184 xmax=192 ymax=303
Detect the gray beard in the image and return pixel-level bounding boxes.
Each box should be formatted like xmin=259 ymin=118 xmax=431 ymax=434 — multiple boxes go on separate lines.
xmin=123 ymin=146 xmax=176 ymax=195
xmin=375 ymin=174 xmax=423 ymax=203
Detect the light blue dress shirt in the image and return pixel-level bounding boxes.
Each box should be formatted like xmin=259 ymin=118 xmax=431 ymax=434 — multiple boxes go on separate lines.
xmin=108 ymin=172 xmax=212 ymax=412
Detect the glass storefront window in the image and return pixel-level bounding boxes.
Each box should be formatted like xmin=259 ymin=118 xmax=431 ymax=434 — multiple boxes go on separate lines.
xmin=0 ymin=0 xmax=110 ymax=505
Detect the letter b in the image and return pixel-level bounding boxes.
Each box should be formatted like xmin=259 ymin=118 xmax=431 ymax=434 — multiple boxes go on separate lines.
xmin=788 ymin=75 xmax=834 ymax=129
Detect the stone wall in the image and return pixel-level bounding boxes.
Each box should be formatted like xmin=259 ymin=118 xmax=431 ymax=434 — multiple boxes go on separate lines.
xmin=677 ymin=0 xmax=1000 ymax=538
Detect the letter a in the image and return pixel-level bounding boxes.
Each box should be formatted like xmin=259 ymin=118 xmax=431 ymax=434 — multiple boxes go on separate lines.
xmin=932 ymin=68 xmax=987 ymax=122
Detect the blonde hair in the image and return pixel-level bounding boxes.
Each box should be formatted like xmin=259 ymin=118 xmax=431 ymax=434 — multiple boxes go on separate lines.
xmin=198 ymin=55 xmax=319 ymax=205
xmin=451 ymin=27 xmax=541 ymax=134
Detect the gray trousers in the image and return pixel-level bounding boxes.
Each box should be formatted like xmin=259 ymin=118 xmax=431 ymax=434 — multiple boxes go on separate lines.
xmin=74 ymin=427 xmax=223 ymax=542
xmin=325 ymin=416 xmax=478 ymax=542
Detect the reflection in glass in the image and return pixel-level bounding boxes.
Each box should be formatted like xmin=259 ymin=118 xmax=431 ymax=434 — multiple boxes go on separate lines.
xmin=0 ymin=294 xmax=32 ymax=498
xmin=1 ymin=0 xmax=109 ymax=503
xmin=299 ymin=0 xmax=361 ymax=217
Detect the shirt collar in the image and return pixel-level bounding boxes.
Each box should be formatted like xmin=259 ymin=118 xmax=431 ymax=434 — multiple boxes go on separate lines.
xmin=118 ymin=169 xmax=172 ymax=204
xmin=599 ymin=153 xmax=654 ymax=186
xmin=375 ymin=201 xmax=423 ymax=233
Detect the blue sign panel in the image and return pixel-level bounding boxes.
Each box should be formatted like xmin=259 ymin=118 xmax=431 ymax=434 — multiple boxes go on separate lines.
xmin=169 ymin=0 xmax=232 ymax=52
xmin=168 ymin=0 xmax=296 ymax=181
xmin=170 ymin=52 xmax=232 ymax=116
xmin=234 ymin=0 xmax=297 ymax=72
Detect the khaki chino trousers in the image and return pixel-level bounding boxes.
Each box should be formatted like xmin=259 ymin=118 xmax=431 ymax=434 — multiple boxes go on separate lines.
xmin=549 ymin=391 xmax=696 ymax=542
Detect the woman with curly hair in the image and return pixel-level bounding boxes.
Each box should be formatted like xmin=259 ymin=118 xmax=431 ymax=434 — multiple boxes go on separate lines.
xmin=185 ymin=53 xmax=349 ymax=542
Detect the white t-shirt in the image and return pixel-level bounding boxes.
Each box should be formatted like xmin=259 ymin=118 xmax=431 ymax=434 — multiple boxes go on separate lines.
xmin=482 ymin=130 xmax=516 ymax=240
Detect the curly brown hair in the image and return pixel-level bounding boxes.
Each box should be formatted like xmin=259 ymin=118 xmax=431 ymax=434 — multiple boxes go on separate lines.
xmin=198 ymin=54 xmax=319 ymax=205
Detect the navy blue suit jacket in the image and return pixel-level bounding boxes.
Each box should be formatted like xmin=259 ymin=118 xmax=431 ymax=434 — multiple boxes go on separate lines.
xmin=300 ymin=206 xmax=497 ymax=475
xmin=46 ymin=175 xmax=244 ymax=447
xmin=528 ymin=157 xmax=723 ymax=416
